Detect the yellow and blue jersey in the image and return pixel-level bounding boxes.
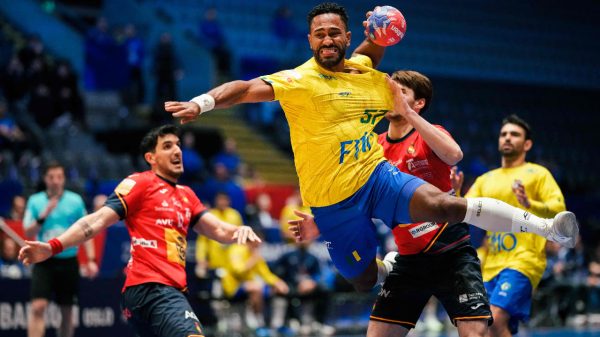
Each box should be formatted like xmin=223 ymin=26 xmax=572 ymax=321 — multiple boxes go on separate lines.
xmin=260 ymin=55 xmax=393 ymax=207
xmin=466 ymin=162 xmax=565 ymax=288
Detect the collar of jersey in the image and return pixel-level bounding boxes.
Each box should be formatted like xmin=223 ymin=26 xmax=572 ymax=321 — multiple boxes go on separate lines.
xmin=386 ymin=128 xmax=416 ymax=144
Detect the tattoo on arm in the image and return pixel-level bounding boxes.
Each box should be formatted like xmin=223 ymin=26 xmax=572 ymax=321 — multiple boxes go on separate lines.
xmin=79 ymin=220 xmax=94 ymax=238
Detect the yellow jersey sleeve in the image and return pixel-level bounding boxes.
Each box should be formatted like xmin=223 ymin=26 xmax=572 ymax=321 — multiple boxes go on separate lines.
xmin=259 ymin=58 xmax=393 ymax=206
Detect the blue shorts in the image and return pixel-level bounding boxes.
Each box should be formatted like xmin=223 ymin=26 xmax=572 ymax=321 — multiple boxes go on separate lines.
xmin=311 ymin=161 xmax=425 ymax=279
xmin=121 ymin=283 xmax=205 ymax=337
xmin=484 ymin=269 xmax=533 ymax=334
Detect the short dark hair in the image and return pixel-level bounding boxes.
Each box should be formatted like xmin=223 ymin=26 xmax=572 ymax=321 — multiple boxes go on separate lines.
xmin=391 ymin=70 xmax=433 ymax=114
xmin=502 ymin=114 xmax=532 ymax=140
xmin=140 ymin=124 xmax=180 ymax=162
xmin=307 ymin=2 xmax=349 ymax=31
xmin=43 ymin=160 xmax=64 ymax=175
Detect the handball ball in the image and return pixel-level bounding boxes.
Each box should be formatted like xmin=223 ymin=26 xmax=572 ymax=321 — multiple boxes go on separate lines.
xmin=367 ymin=6 xmax=406 ymax=47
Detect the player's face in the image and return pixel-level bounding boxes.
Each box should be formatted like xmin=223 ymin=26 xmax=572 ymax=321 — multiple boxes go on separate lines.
xmin=44 ymin=167 xmax=65 ymax=196
xmin=498 ymin=123 xmax=531 ymax=158
xmin=308 ymin=13 xmax=351 ymax=71
xmin=151 ymin=134 xmax=183 ymax=181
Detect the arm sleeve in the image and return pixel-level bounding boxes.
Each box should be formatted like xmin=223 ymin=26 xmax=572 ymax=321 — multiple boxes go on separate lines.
xmin=528 ymin=168 xmax=566 ymax=217
xmin=349 ymin=54 xmax=373 ymax=68
xmin=104 ymin=175 xmax=149 ymax=219
xmin=256 ymin=259 xmax=281 ymax=286
xmin=23 ymin=198 xmax=38 ymax=229
xmin=260 ymin=68 xmax=304 ymax=102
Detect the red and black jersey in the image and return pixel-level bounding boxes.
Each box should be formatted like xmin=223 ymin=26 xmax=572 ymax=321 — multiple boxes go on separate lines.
xmin=105 ymin=171 xmax=207 ymax=291
xmin=378 ymin=126 xmax=469 ymax=255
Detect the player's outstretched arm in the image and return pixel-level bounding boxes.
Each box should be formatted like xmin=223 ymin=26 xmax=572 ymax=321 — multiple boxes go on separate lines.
xmin=165 ymin=78 xmax=275 ymax=124
xmin=352 ymin=10 xmax=386 ymax=67
xmin=18 ymin=206 xmax=119 ymax=266
xmin=194 ymin=212 xmax=261 ymax=245
xmin=386 ymin=77 xmax=463 ymax=165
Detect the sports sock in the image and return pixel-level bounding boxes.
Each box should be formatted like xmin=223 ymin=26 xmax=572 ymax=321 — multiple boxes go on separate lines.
xmin=463 ymin=197 xmax=548 ymax=237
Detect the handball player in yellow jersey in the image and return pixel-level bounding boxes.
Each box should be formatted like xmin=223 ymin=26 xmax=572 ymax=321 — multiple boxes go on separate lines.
xmin=455 ymin=115 xmax=567 ymax=336
xmin=165 ymin=2 xmax=578 ymax=292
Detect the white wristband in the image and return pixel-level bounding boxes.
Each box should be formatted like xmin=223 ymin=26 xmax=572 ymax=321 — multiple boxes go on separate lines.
xmin=190 ymin=94 xmax=215 ymax=114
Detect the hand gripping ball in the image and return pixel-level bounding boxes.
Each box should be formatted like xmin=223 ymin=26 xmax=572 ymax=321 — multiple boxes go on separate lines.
xmin=367 ymin=6 xmax=407 ymax=47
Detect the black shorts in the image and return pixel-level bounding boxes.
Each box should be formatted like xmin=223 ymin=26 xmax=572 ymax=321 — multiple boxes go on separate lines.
xmin=31 ymin=257 xmax=79 ymax=305
xmin=370 ymin=244 xmax=492 ymax=329
xmin=121 ymin=283 xmax=205 ymax=337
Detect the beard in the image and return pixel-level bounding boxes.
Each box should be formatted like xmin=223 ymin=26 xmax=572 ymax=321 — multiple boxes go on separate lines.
xmin=313 ymin=44 xmax=346 ymax=70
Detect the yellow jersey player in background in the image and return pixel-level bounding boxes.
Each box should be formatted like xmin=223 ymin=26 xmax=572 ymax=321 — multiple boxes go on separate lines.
xmin=166 ymin=2 xmax=578 ymax=293
xmin=454 ymin=114 xmax=566 ymax=336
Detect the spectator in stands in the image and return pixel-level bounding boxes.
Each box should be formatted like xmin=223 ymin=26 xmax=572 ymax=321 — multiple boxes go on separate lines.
xmin=123 ymin=23 xmax=145 ymax=107
xmin=271 ymin=5 xmax=303 ymax=56
xmin=195 ymin=191 xmax=243 ymax=278
xmin=213 ymin=137 xmax=241 ymax=175
xmin=52 ymin=59 xmax=85 ymax=128
xmin=271 ymin=239 xmax=333 ymax=336
xmin=8 ymin=195 xmax=26 ymax=222
xmin=249 ymin=192 xmax=278 ymax=232
xmin=18 ymin=35 xmax=45 ymax=70
xmin=200 ymin=162 xmax=246 ymax=216
xmin=0 ymin=234 xmax=28 ymax=279
xmin=221 ymin=241 xmax=289 ymax=334
xmin=588 ymin=245 xmax=600 ymax=320
xmin=0 ymin=99 xmax=27 ymax=159
xmin=84 ymin=17 xmax=115 ymax=90
xmin=153 ymin=32 xmax=181 ymax=124
xmin=2 ymin=55 xmax=28 ymax=103
xmin=199 ymin=6 xmax=231 ymax=77
xmin=180 ymin=131 xmax=206 ymax=184
xmin=28 ymin=80 xmax=57 ymax=128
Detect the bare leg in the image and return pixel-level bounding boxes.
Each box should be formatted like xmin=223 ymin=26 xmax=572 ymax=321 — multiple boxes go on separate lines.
xmin=58 ymin=305 xmax=74 ymax=337
xmin=367 ymin=320 xmax=410 ymax=337
xmin=28 ymin=298 xmax=47 ymax=337
xmin=348 ymin=259 xmax=378 ymax=292
xmin=457 ymin=319 xmax=488 ymax=337
xmin=488 ymin=306 xmax=512 ymax=337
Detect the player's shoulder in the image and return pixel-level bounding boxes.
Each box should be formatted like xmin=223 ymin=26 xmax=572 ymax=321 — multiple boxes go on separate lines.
xmin=27 ymin=191 xmax=46 ymax=204
xmin=479 ymin=167 xmax=502 ymax=179
xmin=115 ymin=171 xmax=152 ymax=195
xmin=62 ymin=190 xmax=84 ymax=203
xmin=524 ymin=162 xmax=554 ymax=177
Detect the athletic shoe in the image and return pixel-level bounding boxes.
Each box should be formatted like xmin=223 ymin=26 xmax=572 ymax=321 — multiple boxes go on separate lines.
xmin=546 ymin=211 xmax=579 ymax=249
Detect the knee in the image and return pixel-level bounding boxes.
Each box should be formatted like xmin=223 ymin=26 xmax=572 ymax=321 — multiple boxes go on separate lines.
xmin=350 ymin=270 xmax=377 ymax=293
xmin=30 ymin=300 xmax=47 ymax=317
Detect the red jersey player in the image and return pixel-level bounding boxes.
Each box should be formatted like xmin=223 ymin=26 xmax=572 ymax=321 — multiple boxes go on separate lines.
xmin=19 ymin=125 xmax=261 ymax=337
xmin=290 ymin=71 xmax=493 ymax=337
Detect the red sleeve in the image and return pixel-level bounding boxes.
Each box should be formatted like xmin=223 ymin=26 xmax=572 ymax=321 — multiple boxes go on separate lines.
xmin=184 ymin=187 xmax=208 ymax=224
xmin=106 ymin=173 xmax=150 ymax=219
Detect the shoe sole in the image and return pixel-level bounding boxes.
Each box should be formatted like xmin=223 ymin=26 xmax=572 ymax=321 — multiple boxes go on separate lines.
xmin=555 ymin=211 xmax=579 ymax=248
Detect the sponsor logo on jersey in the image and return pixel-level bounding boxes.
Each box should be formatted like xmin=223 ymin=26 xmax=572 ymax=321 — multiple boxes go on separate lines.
xmin=185 ymin=310 xmax=199 ymax=321
xmin=408 ymin=222 xmax=439 ymax=238
xmin=132 ymin=237 xmax=157 ymax=249
xmin=155 ymin=219 xmax=173 ymax=226
xmin=115 ymin=178 xmax=136 ymax=195
xmin=159 ymin=188 xmax=168 ymax=194
xmin=406 ymin=158 xmax=429 ymax=172
xmin=407 ymin=144 xmax=416 ymax=155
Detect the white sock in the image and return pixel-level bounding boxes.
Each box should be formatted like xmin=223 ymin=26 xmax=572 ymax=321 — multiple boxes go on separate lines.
xmin=376 ymin=258 xmax=392 ymax=286
xmin=463 ymin=197 xmax=549 ymax=237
